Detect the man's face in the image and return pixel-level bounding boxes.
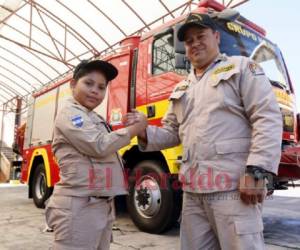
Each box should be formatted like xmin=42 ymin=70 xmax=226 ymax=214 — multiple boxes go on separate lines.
xmin=71 ymin=71 xmax=107 ymax=110
xmin=184 ymin=26 xmax=220 ymax=70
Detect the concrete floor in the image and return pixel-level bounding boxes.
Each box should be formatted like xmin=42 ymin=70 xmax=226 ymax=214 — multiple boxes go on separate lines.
xmin=0 ymin=184 xmax=299 ymax=250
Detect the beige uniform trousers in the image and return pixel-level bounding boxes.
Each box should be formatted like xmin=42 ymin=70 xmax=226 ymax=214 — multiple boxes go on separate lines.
xmin=180 ymin=191 xmax=265 ymax=250
xmin=45 ymin=195 xmax=114 ymax=250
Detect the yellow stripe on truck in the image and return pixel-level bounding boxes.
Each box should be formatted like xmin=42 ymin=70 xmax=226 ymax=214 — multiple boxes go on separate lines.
xmin=136 ymin=99 xmax=170 ymax=120
xmin=35 ymin=94 xmax=57 ymax=109
xmin=27 ymin=148 xmax=52 ymax=187
xmin=35 ymin=87 xmax=72 ymax=109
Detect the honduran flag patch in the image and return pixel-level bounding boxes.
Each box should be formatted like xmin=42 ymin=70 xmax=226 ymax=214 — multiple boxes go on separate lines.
xmin=71 ymin=115 xmax=84 ymax=128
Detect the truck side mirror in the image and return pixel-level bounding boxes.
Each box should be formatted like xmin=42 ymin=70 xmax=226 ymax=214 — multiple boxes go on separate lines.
xmin=175 ymin=53 xmax=190 ymax=71
xmin=174 ymin=23 xmax=189 ymax=70
xmin=174 ymin=23 xmax=185 ymax=54
xmin=214 ymin=9 xmax=240 ymax=21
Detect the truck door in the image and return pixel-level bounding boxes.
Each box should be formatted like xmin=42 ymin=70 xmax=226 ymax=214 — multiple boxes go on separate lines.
xmin=107 ymin=50 xmax=132 ymax=127
xmin=146 ymin=28 xmax=187 ymax=125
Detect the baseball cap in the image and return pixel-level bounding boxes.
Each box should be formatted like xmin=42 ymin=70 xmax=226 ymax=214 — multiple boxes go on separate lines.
xmin=177 ymin=13 xmax=216 ymax=41
xmin=73 ymin=59 xmax=118 ymax=82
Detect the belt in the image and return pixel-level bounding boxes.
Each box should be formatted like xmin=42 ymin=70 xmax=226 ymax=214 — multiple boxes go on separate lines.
xmin=90 ymin=196 xmax=113 ymax=201
xmin=91 ymin=196 xmax=110 ymax=199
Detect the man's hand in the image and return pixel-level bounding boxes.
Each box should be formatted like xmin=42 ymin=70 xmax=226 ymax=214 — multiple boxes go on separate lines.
xmin=123 ymin=109 xmax=140 ymax=126
xmin=123 ymin=110 xmax=148 ymax=138
xmin=238 ymin=174 xmax=266 ymax=205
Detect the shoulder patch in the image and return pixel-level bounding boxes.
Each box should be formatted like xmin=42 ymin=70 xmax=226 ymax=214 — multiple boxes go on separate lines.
xmin=213 ymin=64 xmax=235 ymax=75
xmin=71 ymin=114 xmax=84 ymax=128
xmin=175 ymin=85 xmax=189 ymax=92
xmin=248 ymin=62 xmax=265 ymax=76
xmin=174 ymin=79 xmax=190 ymax=92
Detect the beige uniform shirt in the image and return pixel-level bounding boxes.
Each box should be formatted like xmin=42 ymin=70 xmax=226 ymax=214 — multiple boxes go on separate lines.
xmin=140 ymin=54 xmax=282 ymax=193
xmin=52 ymin=97 xmax=129 ymax=197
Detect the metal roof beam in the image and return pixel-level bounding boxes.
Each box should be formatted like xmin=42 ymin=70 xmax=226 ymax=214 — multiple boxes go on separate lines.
xmin=0 ymin=94 xmax=8 ymax=103
xmin=0 ymin=42 xmax=61 ymax=75
xmin=0 ymin=34 xmax=74 ymax=67
xmin=0 ymin=64 xmax=38 ymax=90
xmin=158 ymin=0 xmax=175 ymax=18
xmin=229 ymin=0 xmax=249 ymax=8
xmin=0 ymin=55 xmax=44 ymax=86
xmin=28 ymin=0 xmax=32 ymax=47
xmin=0 ymin=2 xmax=27 ymax=25
xmin=128 ymin=0 xmax=195 ymax=36
xmin=180 ymin=0 xmax=193 ymax=15
xmin=67 ymin=0 xmax=197 ymax=63
xmin=2 ymin=22 xmax=68 ymax=62
xmin=0 ymin=86 xmax=13 ymax=99
xmin=87 ymin=0 xmax=127 ymax=37
xmin=34 ymin=4 xmax=69 ymax=67
xmin=0 ymin=83 xmax=16 ymax=98
xmin=0 ymin=4 xmax=78 ymax=60
xmin=121 ymin=0 xmax=151 ymax=30
xmin=24 ymin=0 xmax=97 ymax=54
xmin=56 ymin=0 xmax=110 ymax=50
xmin=0 ymin=45 xmax=52 ymax=80
xmin=0 ymin=72 xmax=30 ymax=94
xmin=0 ymin=80 xmax=24 ymax=96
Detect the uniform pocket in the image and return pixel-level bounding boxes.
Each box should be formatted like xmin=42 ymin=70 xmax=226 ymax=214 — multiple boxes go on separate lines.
xmin=72 ymin=198 xmax=110 ymax=244
xmin=90 ymin=155 xmax=119 ymax=190
xmin=169 ymin=90 xmax=186 ymax=100
xmin=182 ymin=148 xmax=189 ymax=162
xmin=234 ymin=218 xmax=264 ymax=235
xmin=210 ymin=66 xmax=239 ymax=87
xmin=91 ymin=153 xmax=116 ymax=164
xmin=45 ymin=196 xmax=72 ymax=240
xmin=215 ymin=138 xmax=251 ymax=154
xmin=60 ymin=165 xmax=77 ymax=175
xmin=169 ymin=90 xmax=186 ymax=124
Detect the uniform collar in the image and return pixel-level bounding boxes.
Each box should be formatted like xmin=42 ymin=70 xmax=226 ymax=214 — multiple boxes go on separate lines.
xmin=214 ymin=53 xmax=228 ymax=63
xmin=188 ymin=53 xmax=228 ymax=83
xmin=67 ymin=96 xmax=91 ymax=113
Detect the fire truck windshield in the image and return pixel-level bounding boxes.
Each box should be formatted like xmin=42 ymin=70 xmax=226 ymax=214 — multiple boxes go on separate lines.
xmin=218 ymin=21 xmax=290 ymax=90
xmin=153 ymin=21 xmax=290 ymax=91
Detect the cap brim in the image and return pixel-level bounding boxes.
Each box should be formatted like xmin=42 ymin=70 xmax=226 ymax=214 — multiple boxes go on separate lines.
xmin=177 ymin=22 xmax=209 ymax=41
xmin=84 ymin=60 xmax=118 ymax=81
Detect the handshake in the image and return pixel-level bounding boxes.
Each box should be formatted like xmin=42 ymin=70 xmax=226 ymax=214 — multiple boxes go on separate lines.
xmin=122 ymin=109 xmax=148 ymax=139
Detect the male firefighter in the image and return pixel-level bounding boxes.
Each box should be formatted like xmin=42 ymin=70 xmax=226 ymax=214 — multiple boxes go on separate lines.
xmin=125 ymin=13 xmax=282 ymax=250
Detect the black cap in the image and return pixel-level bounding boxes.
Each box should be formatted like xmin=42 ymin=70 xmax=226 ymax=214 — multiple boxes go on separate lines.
xmin=177 ymin=13 xmax=216 ymax=41
xmin=73 ymin=60 xmax=118 ymax=82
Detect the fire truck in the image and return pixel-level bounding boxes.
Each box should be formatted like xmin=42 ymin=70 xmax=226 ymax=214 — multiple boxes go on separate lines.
xmin=16 ymin=0 xmax=300 ymax=233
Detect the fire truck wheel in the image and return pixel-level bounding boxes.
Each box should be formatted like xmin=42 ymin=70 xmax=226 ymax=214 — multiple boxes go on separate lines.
xmin=32 ymin=163 xmax=53 ymax=208
xmin=126 ymin=160 xmax=181 ymax=234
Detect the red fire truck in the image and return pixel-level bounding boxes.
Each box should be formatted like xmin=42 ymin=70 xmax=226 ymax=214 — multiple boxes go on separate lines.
xmin=17 ymin=0 xmax=300 ymax=233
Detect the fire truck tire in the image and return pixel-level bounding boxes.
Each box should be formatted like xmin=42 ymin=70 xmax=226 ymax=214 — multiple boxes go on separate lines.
xmin=32 ymin=163 xmax=53 ymax=208
xmin=126 ymin=160 xmax=181 ymax=234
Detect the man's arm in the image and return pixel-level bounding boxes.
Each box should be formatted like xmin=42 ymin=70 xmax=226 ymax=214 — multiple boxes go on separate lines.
xmin=238 ymin=59 xmax=283 ymax=204
xmin=140 ymin=102 xmax=181 ymax=151
xmin=55 ymin=108 xmax=146 ymax=158
xmin=241 ymin=59 xmax=283 ymax=174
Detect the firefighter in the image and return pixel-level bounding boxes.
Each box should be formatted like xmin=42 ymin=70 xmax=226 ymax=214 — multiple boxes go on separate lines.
xmin=45 ymin=60 xmax=146 ymax=250
xmin=125 ymin=13 xmax=282 ymax=249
